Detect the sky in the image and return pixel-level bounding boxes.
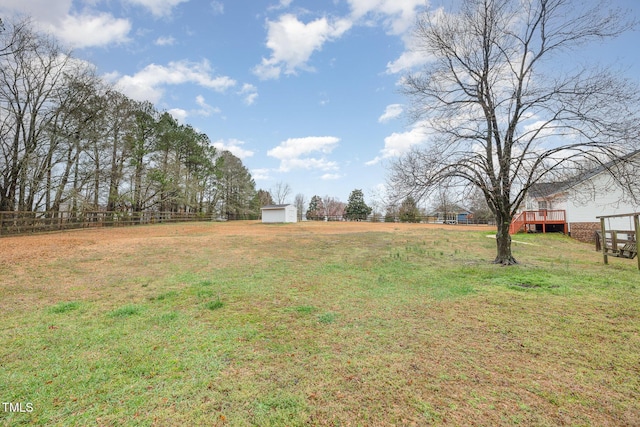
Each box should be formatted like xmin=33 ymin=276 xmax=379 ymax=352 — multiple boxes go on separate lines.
xmin=1 ymin=0 xmax=639 ymax=206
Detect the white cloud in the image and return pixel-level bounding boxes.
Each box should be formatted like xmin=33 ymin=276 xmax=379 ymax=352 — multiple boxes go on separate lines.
xmin=124 ymin=0 xmax=189 ymax=17
xmin=54 ymin=13 xmax=131 ymax=48
xmin=253 ymin=14 xmax=352 ymax=80
xmin=238 ymin=83 xmax=258 ymax=105
xmin=321 ymin=173 xmax=342 ymax=180
xmin=252 ymin=168 xmax=272 ymax=181
xmin=267 ymin=136 xmax=340 ymax=172
xmin=244 ymin=93 xmax=258 ymax=106
xmin=210 ymin=1 xmax=224 ymax=15
xmin=347 ymin=1 xmax=434 ymax=74
xmin=318 ymin=91 xmax=330 ymax=106
xmin=168 ymin=108 xmax=188 ymax=123
xmin=386 ymin=48 xmax=431 ymax=74
xmin=348 ymin=0 xmax=426 ymax=35
xmin=268 ymin=0 xmax=294 ymax=11
xmin=253 ymin=0 xmax=428 ymax=79
xmin=282 ymin=157 xmax=339 ymax=171
xmin=155 ymin=36 xmax=176 ymax=46
xmin=212 ymin=139 xmax=254 ymax=159
xmin=366 ymin=125 xmax=428 ymax=165
xmin=194 ymin=95 xmax=221 ymax=116
xmin=195 ymin=95 xmax=207 ymax=107
xmin=268 ymin=136 xmax=339 ymax=160
xmin=0 ymin=0 xmax=72 ymax=24
xmin=9 ymin=0 xmax=132 ymax=50
xmin=522 ymin=119 xmax=558 ymax=140
xmin=111 ymin=60 xmax=236 ymax=103
xmin=384 ymin=7 xmax=441 ymax=74
xmin=378 ymin=104 xmax=403 ymax=123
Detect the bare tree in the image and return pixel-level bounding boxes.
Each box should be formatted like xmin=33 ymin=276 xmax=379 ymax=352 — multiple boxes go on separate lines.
xmin=365 ymin=188 xmax=384 ymax=222
xmin=322 ymin=195 xmax=345 ymax=220
xmin=272 ymin=181 xmax=292 ymax=204
xmin=0 ymin=19 xmax=72 ymax=211
xmin=293 ymin=193 xmax=306 ymax=221
xmin=47 ymin=67 xmax=105 ymax=213
xmin=432 ymin=187 xmax=457 ymax=224
xmin=0 ymin=18 xmax=31 ymax=59
xmin=0 ymin=19 xmax=253 ymax=220
xmin=389 ymin=0 xmax=640 ymax=264
xmin=103 ymin=90 xmax=135 ymax=211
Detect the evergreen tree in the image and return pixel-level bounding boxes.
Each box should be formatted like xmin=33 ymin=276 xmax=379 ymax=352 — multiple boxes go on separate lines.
xmin=344 ymin=189 xmax=372 ymax=221
xmin=250 ymin=189 xmax=274 ymax=219
xmin=384 ymin=206 xmax=397 ymax=223
xmin=217 ymin=151 xmax=256 ymax=220
xmin=399 ymin=196 xmax=420 ymax=223
xmin=306 ymin=195 xmax=324 ymax=221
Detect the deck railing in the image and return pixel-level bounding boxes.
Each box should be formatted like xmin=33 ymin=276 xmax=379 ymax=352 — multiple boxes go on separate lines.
xmin=510 ymin=210 xmax=567 ymax=234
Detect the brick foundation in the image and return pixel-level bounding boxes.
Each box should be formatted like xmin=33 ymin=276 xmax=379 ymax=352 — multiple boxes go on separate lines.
xmin=569 ymin=222 xmax=600 ymax=243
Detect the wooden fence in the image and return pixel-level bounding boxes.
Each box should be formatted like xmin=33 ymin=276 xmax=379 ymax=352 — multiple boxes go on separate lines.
xmin=0 ymin=211 xmax=215 ymax=237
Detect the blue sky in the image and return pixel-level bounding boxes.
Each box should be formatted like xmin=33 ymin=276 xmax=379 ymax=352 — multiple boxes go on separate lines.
xmin=1 ymin=0 xmax=639 ymax=206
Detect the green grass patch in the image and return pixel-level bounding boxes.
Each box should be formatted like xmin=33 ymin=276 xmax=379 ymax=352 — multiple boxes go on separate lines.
xmin=108 ymin=304 xmax=145 ymax=318
xmin=317 ymin=312 xmax=337 ymax=324
xmin=48 ymin=301 xmax=81 ymax=314
xmin=204 ymin=299 xmax=224 ymax=310
xmin=151 ymin=290 xmax=178 ymax=301
xmin=289 ymin=305 xmax=317 ymax=314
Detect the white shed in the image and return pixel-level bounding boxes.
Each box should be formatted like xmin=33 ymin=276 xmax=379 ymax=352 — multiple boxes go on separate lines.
xmin=261 ymin=204 xmax=298 ymax=223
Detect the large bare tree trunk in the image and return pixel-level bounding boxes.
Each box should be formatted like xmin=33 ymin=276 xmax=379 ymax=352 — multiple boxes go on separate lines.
xmin=494 ymin=210 xmax=516 ymax=265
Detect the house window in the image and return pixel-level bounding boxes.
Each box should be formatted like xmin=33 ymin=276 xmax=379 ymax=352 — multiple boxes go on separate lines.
xmin=538 ymin=201 xmax=548 ymax=210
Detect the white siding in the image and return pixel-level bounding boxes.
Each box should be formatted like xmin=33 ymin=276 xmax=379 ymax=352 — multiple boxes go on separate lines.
xmin=261 ymin=205 xmax=298 ymax=223
xmin=566 ymin=172 xmax=640 ymax=228
xmin=284 ymin=205 xmax=297 ymax=223
xmin=262 ymin=209 xmax=286 ymax=223
xmin=521 ymin=169 xmax=639 ymax=232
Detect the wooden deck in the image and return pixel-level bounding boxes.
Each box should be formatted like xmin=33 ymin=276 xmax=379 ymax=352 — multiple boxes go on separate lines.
xmin=510 ymin=210 xmax=567 ymax=235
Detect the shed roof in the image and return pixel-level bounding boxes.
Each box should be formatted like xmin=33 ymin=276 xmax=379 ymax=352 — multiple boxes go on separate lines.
xmin=261 ymin=204 xmax=293 ymax=210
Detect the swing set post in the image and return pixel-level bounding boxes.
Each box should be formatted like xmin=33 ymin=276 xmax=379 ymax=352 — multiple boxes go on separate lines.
xmin=600 ymin=217 xmax=608 ymax=265
xmin=635 ymin=214 xmax=640 ymax=271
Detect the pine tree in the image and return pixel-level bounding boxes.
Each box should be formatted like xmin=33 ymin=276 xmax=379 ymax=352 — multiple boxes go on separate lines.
xmin=344 ymin=189 xmax=372 ymax=221
xmin=306 ymin=195 xmax=323 ymax=221
xmin=399 ymin=196 xmax=420 ymax=223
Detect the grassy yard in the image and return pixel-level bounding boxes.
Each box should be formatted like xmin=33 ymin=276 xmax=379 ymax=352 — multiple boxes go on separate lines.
xmin=0 ymin=221 xmax=638 ymax=426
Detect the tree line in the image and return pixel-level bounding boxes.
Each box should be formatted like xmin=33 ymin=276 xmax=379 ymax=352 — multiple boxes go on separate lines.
xmin=303 ymin=189 xmax=493 ymax=223
xmin=0 ymin=18 xmax=257 ymax=219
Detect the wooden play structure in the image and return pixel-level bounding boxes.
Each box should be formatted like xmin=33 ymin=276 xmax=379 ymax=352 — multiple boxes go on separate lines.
xmin=596 ymin=212 xmax=639 ymax=270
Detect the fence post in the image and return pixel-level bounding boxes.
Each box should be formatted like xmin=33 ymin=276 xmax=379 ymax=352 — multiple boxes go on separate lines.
xmin=0 ymin=212 xmax=3 ymax=236
xmin=635 ymin=214 xmax=640 ymax=271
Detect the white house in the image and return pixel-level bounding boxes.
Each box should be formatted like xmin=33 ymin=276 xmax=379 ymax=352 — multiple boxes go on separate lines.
xmin=521 ymin=151 xmax=640 ymax=242
xmin=261 ymin=204 xmax=298 ymax=223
